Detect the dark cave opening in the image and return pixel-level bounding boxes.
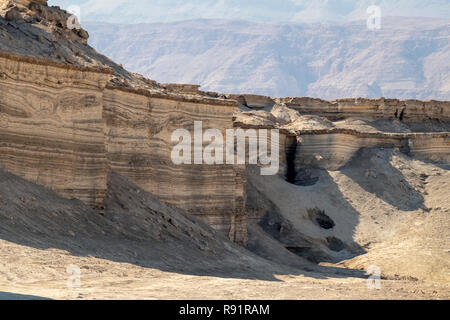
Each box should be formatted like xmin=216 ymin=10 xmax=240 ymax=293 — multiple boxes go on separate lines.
xmin=285 ymin=137 xmax=298 ymax=184
xmin=285 ymin=137 xmax=319 ymax=186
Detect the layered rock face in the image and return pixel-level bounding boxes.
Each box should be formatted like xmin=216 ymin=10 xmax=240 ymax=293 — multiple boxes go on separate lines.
xmin=234 ymin=98 xmax=450 ymax=174
xmin=0 ymin=2 xmax=449 ymax=249
xmin=0 ymin=53 xmax=247 ymax=244
xmin=0 ymin=2 xmax=248 ymax=244
xmin=293 ymin=132 xmax=449 ymax=171
xmin=279 ymin=97 xmax=450 ymax=122
xmin=237 ymin=95 xmax=450 ymax=122
xmin=237 ymin=100 xmax=449 ymax=270
xmin=103 ymin=87 xmax=247 ymax=243
xmin=0 ymin=53 xmax=110 ymax=205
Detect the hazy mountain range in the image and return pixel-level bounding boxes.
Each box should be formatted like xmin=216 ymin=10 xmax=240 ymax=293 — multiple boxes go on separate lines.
xmin=51 ymin=0 xmax=450 ymax=24
xmin=85 ymin=17 xmax=450 ymax=100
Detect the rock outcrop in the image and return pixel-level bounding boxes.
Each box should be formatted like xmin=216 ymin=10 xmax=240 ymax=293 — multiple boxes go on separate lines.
xmin=234 ymin=98 xmax=450 ymax=172
xmin=0 ymin=53 xmax=110 ymax=205
xmin=102 ymin=86 xmax=246 ymax=243
xmin=0 ymin=2 xmax=247 ymax=244
xmin=236 ymin=95 xmax=450 ymax=122
xmin=0 ymin=1 xmax=449 ymax=252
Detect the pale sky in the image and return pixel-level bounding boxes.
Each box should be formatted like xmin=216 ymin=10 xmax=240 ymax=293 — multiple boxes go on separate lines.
xmin=49 ymin=0 xmax=450 ymax=24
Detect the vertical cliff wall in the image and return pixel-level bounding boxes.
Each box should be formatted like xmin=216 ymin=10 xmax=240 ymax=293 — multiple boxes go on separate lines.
xmin=103 ymin=87 xmax=247 ymax=244
xmin=293 ymin=131 xmax=450 ymax=171
xmin=0 ymin=54 xmax=110 ymax=205
xmin=0 ymin=53 xmax=248 ymax=244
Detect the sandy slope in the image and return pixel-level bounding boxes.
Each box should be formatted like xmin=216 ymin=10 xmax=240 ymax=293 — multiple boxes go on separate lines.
xmin=0 ymin=168 xmax=449 ymax=300
xmin=247 ymin=148 xmax=450 ymax=284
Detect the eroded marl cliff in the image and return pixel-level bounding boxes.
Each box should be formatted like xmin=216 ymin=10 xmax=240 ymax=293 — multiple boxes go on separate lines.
xmin=0 ymin=1 xmax=449 ymax=253
xmin=233 ymin=95 xmax=450 ymax=171
xmin=0 ymin=0 xmax=247 ymax=244
xmin=234 ymin=97 xmax=449 ymax=268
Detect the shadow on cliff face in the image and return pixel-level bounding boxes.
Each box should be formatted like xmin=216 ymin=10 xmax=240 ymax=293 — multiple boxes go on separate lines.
xmin=245 ymin=166 xmax=367 ymax=278
xmin=0 ymin=169 xmax=368 ymax=283
xmin=340 ymin=148 xmax=425 ymax=211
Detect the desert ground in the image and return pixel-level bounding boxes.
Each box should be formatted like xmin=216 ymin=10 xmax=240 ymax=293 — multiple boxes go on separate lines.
xmin=0 ymin=150 xmax=449 ymax=300
xmin=1 ymin=247 xmax=448 ymax=300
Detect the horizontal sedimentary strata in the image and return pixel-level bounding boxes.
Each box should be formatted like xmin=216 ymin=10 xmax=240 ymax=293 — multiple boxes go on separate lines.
xmin=295 ymin=131 xmax=450 ymax=170
xmin=0 ymin=52 xmax=114 ymax=74
xmin=281 ymin=98 xmax=450 ymax=123
xmin=103 ymin=87 xmax=247 ymax=244
xmin=105 ymin=84 xmax=236 ymax=106
xmin=0 ymin=54 xmax=109 ymax=205
xmin=235 ymin=98 xmax=449 ymax=170
xmin=0 ymin=51 xmax=249 ymax=244
xmin=1 ymin=24 xmax=449 ymax=248
xmin=234 ymin=94 xmax=450 ymax=122
xmin=0 ymin=6 xmax=163 ymax=92
xmin=408 ymin=135 xmax=450 ymax=163
xmin=235 ymin=115 xmax=449 ymax=173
